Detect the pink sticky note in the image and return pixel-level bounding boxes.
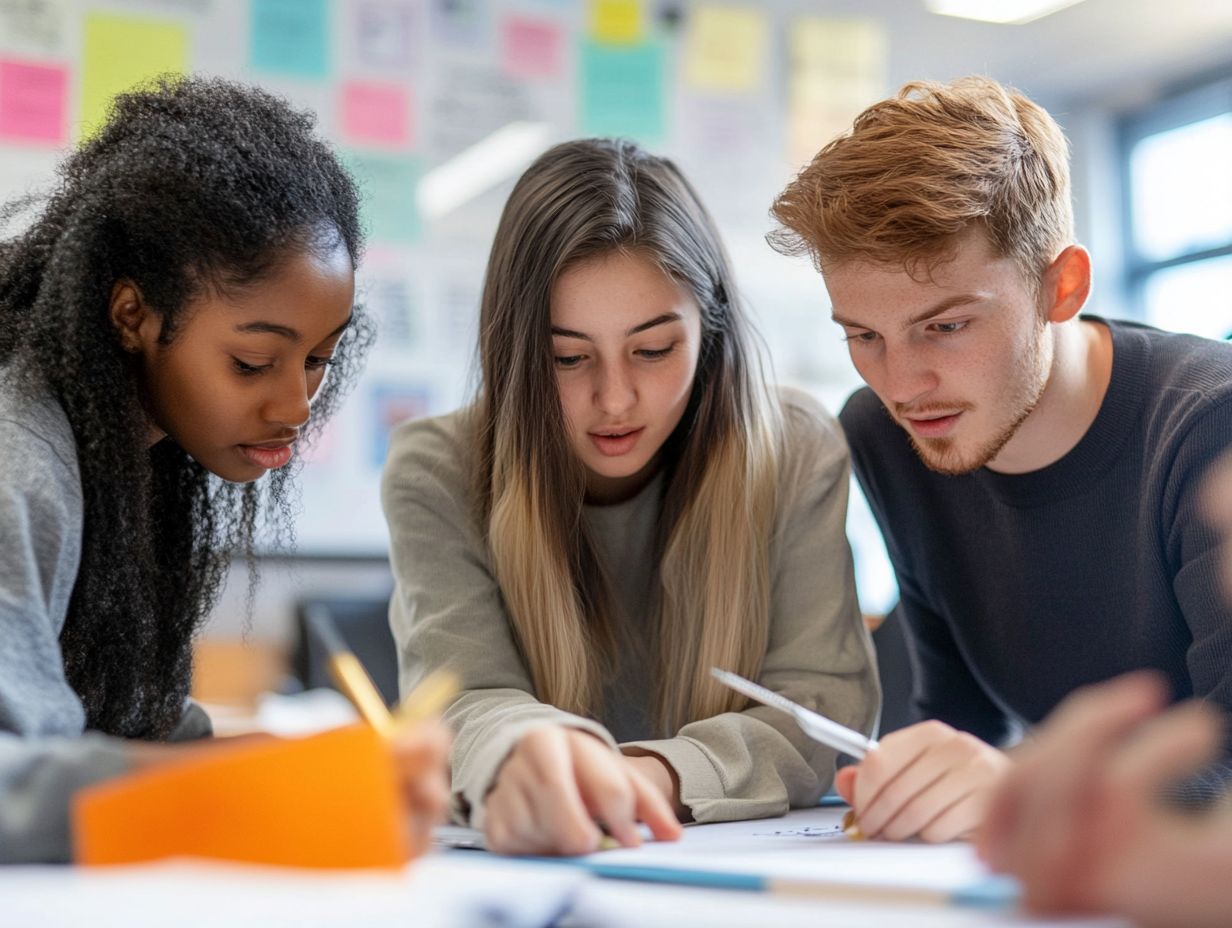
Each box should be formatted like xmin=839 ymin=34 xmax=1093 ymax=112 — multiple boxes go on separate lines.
xmin=0 ymin=60 xmax=67 ymax=145
xmin=341 ymin=81 xmax=412 ymax=148
xmin=503 ymin=15 xmax=562 ymax=80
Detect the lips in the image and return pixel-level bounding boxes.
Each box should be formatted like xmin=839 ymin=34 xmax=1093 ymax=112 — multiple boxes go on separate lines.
xmin=237 ymin=440 xmax=296 ymax=470
xmin=589 ymin=426 xmax=645 ymax=457
xmin=903 ymin=412 xmax=963 ymax=439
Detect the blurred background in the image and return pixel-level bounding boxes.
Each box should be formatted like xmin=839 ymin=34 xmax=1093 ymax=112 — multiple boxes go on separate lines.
xmin=1 ymin=0 xmax=1228 ymax=717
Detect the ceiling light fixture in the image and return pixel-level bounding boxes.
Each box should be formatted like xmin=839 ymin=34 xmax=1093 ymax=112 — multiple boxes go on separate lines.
xmin=417 ymin=121 xmax=552 ymax=220
xmin=924 ymin=0 xmax=1086 ymax=24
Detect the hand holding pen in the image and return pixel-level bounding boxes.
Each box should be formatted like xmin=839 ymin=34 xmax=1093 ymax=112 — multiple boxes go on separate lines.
xmin=712 ymin=668 xmax=1008 ymax=843
xmin=306 ymin=607 xmax=458 ymax=856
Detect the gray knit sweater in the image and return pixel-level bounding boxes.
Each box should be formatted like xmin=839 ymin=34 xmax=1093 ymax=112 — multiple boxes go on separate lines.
xmin=0 ymin=369 xmax=210 ymax=863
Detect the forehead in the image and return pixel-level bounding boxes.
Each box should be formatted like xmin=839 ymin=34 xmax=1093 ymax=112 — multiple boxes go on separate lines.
xmin=550 ymin=251 xmax=697 ymax=327
xmin=187 ymin=244 xmax=355 ymax=336
xmin=822 ymin=232 xmax=1026 ymax=324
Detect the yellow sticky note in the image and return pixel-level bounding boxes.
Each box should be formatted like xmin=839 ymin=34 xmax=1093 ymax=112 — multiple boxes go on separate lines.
xmin=80 ymin=13 xmax=187 ymax=139
xmin=590 ymin=0 xmax=643 ymax=45
xmin=683 ymin=6 xmax=768 ymax=93
xmin=786 ymin=17 xmax=887 ymax=167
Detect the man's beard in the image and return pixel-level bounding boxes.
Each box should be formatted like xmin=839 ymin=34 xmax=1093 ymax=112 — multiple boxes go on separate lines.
xmin=906 ymin=324 xmax=1051 ymax=477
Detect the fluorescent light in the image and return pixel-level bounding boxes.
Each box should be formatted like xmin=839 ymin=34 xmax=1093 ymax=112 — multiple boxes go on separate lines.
xmin=925 ymin=0 xmax=1086 ymax=24
xmin=417 ymin=121 xmax=552 ymax=220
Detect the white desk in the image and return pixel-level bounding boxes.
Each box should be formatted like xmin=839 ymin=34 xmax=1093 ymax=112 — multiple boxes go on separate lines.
xmin=0 ymin=809 xmax=1129 ymax=928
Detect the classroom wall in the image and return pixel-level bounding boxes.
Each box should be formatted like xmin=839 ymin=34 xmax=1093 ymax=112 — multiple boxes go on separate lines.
xmin=1 ymin=0 xmax=1226 ymax=666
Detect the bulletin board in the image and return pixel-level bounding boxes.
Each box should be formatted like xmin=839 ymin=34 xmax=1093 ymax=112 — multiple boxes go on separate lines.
xmin=0 ymin=0 xmax=889 ymax=566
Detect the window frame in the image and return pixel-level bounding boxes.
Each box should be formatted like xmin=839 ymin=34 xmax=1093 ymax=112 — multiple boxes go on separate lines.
xmin=1118 ymin=73 xmax=1232 ymax=321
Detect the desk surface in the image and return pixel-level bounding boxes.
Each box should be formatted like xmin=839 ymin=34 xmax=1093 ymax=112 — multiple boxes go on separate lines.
xmin=1 ymin=808 xmax=1129 ymax=928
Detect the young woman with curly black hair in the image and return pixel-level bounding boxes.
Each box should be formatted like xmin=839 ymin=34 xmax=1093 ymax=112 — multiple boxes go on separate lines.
xmin=0 ymin=77 xmax=447 ymax=863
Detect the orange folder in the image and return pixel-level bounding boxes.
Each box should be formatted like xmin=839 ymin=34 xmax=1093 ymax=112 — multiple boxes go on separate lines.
xmin=73 ymin=724 xmax=410 ymax=869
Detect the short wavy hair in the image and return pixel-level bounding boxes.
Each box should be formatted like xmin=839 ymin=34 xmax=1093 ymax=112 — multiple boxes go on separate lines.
xmin=769 ymin=76 xmax=1073 ymax=289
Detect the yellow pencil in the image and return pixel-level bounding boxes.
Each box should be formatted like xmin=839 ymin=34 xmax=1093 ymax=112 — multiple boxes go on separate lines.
xmin=305 ymin=607 xmax=457 ymax=737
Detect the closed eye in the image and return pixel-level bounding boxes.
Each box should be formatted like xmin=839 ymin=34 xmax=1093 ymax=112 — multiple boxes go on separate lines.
xmin=232 ymin=357 xmax=271 ymax=375
xmin=636 ymin=345 xmax=675 ymax=360
xmin=554 ymin=354 xmax=585 ymax=369
xmin=842 ymin=331 xmax=879 ymax=344
xmin=929 ymin=321 xmax=968 ymax=335
xmin=306 ymin=355 xmax=335 ymax=371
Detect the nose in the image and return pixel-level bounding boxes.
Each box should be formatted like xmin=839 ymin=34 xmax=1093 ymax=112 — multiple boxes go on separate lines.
xmin=879 ymin=343 xmax=940 ymax=407
xmin=594 ymin=360 xmax=636 ymax=418
xmin=263 ymin=369 xmax=312 ymax=430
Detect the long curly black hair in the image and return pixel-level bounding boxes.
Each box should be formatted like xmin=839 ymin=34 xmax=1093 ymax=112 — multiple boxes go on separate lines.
xmin=0 ymin=76 xmax=370 ymax=740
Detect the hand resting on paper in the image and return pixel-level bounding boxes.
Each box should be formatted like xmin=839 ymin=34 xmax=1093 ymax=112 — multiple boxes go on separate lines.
xmin=483 ymin=726 xmax=683 ymax=855
xmin=834 ymin=720 xmax=1010 ymax=842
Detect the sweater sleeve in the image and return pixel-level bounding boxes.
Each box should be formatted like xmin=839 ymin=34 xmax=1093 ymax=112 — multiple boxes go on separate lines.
xmin=621 ymin=393 xmax=881 ymax=822
xmin=382 ymin=415 xmax=617 ymax=829
xmin=1163 ymin=402 xmax=1232 ymax=799
xmin=0 ymin=420 xmax=131 ymax=863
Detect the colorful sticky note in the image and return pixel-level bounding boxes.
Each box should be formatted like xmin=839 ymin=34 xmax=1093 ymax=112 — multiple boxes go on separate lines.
xmin=683 ymin=6 xmax=768 ymax=93
xmin=341 ymin=81 xmax=413 ymax=148
xmin=580 ymin=40 xmax=665 ymax=143
xmin=430 ymin=0 xmax=487 ymax=48
xmin=0 ymin=0 xmax=69 ymax=56
xmin=352 ymin=0 xmax=417 ymax=70
xmin=250 ymin=0 xmax=329 ymax=79
xmin=787 ymin=17 xmax=886 ymax=167
xmin=590 ymin=0 xmax=643 ymax=44
xmin=0 ymin=59 xmax=66 ymax=143
xmin=502 ymin=15 xmax=563 ymax=80
xmin=370 ymin=381 xmax=432 ymax=468
xmin=74 ymin=725 xmax=410 ymax=869
xmin=346 ymin=151 xmax=421 ymax=244
xmin=80 ymin=14 xmax=186 ymax=138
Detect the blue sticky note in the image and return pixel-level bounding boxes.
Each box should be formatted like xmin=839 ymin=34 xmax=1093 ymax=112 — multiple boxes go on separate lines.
xmin=345 ymin=151 xmax=421 ymax=244
xmin=580 ymin=39 xmax=665 ymax=143
xmin=251 ymin=0 xmax=330 ymax=79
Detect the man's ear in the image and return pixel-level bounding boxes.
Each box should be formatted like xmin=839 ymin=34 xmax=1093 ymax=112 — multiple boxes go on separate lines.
xmin=1041 ymin=245 xmax=1091 ymax=324
xmin=108 ymin=280 xmax=157 ymax=353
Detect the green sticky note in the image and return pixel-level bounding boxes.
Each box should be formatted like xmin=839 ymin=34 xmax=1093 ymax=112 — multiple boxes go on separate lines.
xmin=580 ymin=39 xmax=665 ymax=143
xmin=80 ymin=13 xmax=187 ymax=139
xmin=346 ymin=152 xmax=421 ymax=244
xmin=250 ymin=0 xmax=330 ymax=79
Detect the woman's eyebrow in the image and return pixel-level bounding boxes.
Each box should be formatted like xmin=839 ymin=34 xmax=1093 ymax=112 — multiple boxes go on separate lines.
xmin=550 ymin=311 xmax=683 ymax=341
xmin=235 ymin=313 xmax=353 ymax=343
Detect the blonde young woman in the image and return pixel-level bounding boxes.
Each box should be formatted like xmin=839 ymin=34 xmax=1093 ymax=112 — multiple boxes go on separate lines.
xmin=382 ymin=138 xmax=878 ymax=855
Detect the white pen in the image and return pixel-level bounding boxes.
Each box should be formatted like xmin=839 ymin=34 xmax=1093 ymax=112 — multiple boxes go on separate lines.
xmin=711 ymin=668 xmax=878 ymax=759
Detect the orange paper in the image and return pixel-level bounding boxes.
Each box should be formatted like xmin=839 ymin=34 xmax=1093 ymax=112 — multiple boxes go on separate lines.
xmin=73 ymin=724 xmax=409 ymax=869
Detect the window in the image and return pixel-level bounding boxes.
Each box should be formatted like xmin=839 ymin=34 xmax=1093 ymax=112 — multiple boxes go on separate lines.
xmin=1121 ymin=76 xmax=1232 ymax=339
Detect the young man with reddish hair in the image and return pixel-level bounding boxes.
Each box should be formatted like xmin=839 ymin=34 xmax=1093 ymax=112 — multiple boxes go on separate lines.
xmin=770 ymin=76 xmax=1232 ymax=842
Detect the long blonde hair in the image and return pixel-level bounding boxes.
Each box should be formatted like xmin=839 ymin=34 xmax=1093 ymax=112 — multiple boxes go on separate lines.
xmin=474 ymin=138 xmax=782 ymax=734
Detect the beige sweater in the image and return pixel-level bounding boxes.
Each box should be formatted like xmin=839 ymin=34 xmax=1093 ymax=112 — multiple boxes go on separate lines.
xmin=382 ymin=389 xmax=879 ymax=828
